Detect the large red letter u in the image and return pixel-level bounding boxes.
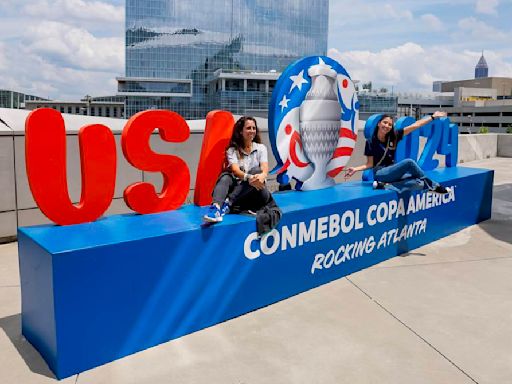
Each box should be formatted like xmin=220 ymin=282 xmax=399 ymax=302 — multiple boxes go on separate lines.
xmin=25 ymin=109 xmax=117 ymax=225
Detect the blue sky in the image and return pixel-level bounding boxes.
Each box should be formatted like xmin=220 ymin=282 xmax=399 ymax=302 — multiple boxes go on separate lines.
xmin=0 ymin=0 xmax=511 ymax=100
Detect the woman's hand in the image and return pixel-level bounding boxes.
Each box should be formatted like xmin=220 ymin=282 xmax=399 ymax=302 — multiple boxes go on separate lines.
xmin=432 ymin=111 xmax=447 ymax=119
xmin=249 ymin=173 xmax=266 ymax=190
xmin=344 ymin=167 xmax=357 ymax=180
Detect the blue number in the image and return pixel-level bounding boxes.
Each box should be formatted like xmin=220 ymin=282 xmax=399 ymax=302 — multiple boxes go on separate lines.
xmin=394 ymin=116 xmax=419 ymax=162
xmin=417 ymin=118 xmax=441 ymax=171
xmin=438 ymin=119 xmax=458 ymax=167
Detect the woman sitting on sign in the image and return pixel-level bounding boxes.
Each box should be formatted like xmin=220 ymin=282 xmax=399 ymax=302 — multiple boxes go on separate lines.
xmin=344 ymin=111 xmax=451 ymax=194
xmin=204 ymin=116 xmax=280 ymax=230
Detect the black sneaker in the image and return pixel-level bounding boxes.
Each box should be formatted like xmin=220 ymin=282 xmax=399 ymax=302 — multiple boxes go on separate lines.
xmin=372 ymin=181 xmax=385 ymax=190
xmin=431 ymin=185 xmax=451 ymax=194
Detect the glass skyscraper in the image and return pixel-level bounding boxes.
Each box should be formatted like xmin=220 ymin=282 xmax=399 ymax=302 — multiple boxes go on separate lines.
xmin=474 ymin=53 xmax=489 ymax=79
xmin=119 ymin=0 xmax=328 ymax=119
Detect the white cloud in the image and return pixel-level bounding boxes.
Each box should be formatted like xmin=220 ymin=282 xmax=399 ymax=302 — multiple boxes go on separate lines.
xmin=25 ymin=21 xmax=123 ymax=72
xmin=328 ymin=44 xmax=512 ymax=93
xmin=0 ymin=43 xmax=7 ymax=71
xmin=420 ymin=14 xmax=443 ymax=31
xmin=329 ymin=0 xmax=414 ymax=25
xmin=21 ymin=0 xmax=123 ymax=23
xmin=475 ymin=0 xmax=499 ymax=15
xmin=0 ymin=0 xmax=124 ymax=99
xmin=457 ymin=17 xmax=508 ymax=41
xmin=383 ymin=4 xmax=413 ymax=21
xmin=0 ymin=41 xmax=120 ymax=99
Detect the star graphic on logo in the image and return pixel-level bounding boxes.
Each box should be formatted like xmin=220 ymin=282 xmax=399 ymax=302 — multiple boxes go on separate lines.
xmin=278 ymin=95 xmax=290 ymax=111
xmin=309 ymin=57 xmax=334 ymax=73
xmin=289 ymin=70 xmax=308 ymax=93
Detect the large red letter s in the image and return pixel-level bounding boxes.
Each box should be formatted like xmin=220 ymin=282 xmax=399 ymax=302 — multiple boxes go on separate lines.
xmin=25 ymin=109 xmax=117 ymax=225
xmin=122 ymin=110 xmax=190 ymax=214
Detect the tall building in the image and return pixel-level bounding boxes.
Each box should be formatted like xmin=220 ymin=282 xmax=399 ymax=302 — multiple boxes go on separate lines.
xmin=475 ymin=52 xmax=489 ymax=78
xmin=119 ymin=0 xmax=329 ymax=119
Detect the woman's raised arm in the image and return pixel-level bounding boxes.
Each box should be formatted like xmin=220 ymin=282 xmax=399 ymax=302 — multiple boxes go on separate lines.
xmin=403 ymin=110 xmax=446 ymax=136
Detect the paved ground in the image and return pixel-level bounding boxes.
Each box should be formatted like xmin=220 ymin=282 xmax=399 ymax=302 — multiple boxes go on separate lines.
xmin=0 ymin=158 xmax=511 ymax=384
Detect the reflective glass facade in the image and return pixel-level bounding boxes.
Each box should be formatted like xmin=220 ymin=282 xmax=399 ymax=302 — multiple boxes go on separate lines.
xmin=124 ymin=0 xmax=328 ymax=118
xmin=357 ymin=94 xmax=398 ymax=120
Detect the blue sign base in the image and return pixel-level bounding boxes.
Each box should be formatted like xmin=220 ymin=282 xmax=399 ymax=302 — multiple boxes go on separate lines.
xmin=18 ymin=167 xmax=493 ymax=379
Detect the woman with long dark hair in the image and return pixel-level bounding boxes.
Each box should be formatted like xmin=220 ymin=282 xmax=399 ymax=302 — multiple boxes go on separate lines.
xmin=204 ymin=116 xmax=271 ymax=223
xmin=344 ymin=111 xmax=451 ymax=193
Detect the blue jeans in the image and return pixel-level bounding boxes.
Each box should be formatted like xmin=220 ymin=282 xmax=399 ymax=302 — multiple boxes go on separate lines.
xmin=374 ymin=159 xmax=438 ymax=193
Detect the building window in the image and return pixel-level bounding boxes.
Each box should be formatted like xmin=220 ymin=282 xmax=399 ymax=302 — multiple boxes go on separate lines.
xmin=225 ymin=79 xmax=243 ymax=91
xmin=247 ymin=80 xmax=260 ymax=92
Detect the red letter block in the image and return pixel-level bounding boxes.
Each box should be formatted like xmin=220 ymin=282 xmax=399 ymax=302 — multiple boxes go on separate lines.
xmin=122 ymin=110 xmax=190 ymax=214
xmin=193 ymin=110 xmax=234 ymax=206
xmin=25 ymin=109 xmax=116 ymax=225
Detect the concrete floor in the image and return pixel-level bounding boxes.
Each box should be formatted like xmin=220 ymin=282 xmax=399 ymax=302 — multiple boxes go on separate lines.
xmin=0 ymin=158 xmax=511 ymax=384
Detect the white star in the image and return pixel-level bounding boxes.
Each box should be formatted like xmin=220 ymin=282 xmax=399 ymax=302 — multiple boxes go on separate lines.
xmin=279 ymin=95 xmax=290 ymax=111
xmin=289 ymin=70 xmax=308 ymax=93
xmin=316 ymin=57 xmax=333 ymax=70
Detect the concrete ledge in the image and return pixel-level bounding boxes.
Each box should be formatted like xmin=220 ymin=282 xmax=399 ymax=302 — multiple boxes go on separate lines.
xmin=498 ymin=134 xmax=512 ymax=157
xmin=457 ymin=134 xmax=497 ymax=163
xmin=18 ymin=166 xmax=493 ymax=378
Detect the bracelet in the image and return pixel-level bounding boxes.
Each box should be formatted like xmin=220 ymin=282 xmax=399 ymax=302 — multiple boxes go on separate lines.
xmin=243 ymin=173 xmax=250 ymax=181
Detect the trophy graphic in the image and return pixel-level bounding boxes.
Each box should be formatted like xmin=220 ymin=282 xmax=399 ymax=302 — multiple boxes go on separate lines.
xmin=299 ymin=59 xmax=341 ymax=190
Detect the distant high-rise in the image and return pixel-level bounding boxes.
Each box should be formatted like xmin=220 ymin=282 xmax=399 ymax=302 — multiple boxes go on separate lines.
xmin=119 ymin=0 xmax=329 ymax=119
xmin=475 ymin=52 xmax=489 ymax=79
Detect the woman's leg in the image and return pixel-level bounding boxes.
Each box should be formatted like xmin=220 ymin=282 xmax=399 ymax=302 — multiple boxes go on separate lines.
xmin=386 ymin=178 xmax=425 ymax=193
xmin=375 ymin=159 xmax=442 ymax=191
xmin=230 ymin=183 xmax=272 ymax=212
xmin=374 ymin=159 xmax=426 ymax=183
xmin=211 ymin=173 xmax=236 ymax=206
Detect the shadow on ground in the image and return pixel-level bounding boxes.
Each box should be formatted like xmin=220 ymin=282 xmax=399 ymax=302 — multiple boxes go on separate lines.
xmin=0 ymin=313 xmax=55 ymax=379
xmin=479 ymin=183 xmax=512 ymax=245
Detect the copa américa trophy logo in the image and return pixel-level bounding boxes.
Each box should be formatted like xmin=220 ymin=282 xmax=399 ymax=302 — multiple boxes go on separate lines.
xmin=269 ymin=56 xmax=359 ymax=191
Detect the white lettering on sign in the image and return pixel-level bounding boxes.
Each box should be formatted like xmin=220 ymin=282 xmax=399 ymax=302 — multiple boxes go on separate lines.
xmin=243 ymin=187 xmax=455 ymax=260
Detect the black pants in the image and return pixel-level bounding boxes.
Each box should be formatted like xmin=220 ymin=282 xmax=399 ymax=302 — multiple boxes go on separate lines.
xmin=212 ymin=169 xmax=271 ymax=212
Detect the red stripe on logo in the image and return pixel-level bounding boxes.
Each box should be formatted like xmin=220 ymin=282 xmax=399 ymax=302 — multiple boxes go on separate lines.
xmin=339 ymin=128 xmax=357 ymax=140
xmin=332 ymin=146 xmax=354 ymax=158
xmin=327 ymin=167 xmax=344 ymax=178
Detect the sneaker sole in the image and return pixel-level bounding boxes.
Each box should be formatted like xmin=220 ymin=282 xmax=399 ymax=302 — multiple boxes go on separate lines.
xmin=428 ymin=187 xmax=451 ymax=195
xmin=203 ymin=215 xmax=222 ymax=223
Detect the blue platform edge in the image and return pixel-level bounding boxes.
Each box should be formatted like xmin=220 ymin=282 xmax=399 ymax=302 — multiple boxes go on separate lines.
xmin=18 ymin=167 xmax=493 ymax=379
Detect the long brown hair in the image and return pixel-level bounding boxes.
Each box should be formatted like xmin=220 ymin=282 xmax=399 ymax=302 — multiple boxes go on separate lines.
xmin=374 ymin=114 xmax=399 ymax=147
xmin=228 ymin=116 xmax=261 ymax=152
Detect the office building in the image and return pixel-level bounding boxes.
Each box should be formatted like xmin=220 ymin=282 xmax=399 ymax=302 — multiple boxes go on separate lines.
xmin=119 ymin=0 xmax=329 ymax=119
xmin=413 ymin=75 xmax=512 ymax=133
xmin=474 ymin=52 xmax=489 ymax=79
xmin=0 ymin=90 xmax=48 ymax=109
xmin=25 ymin=96 xmax=125 ymax=118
